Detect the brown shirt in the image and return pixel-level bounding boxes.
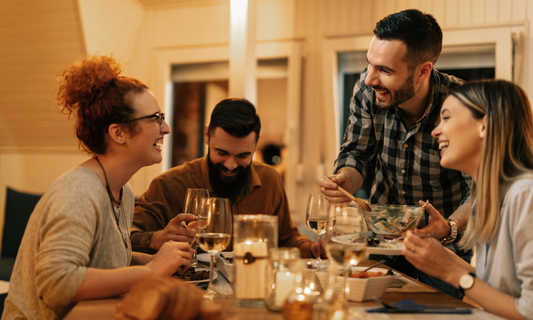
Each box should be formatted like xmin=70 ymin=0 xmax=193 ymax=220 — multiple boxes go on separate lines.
xmin=131 ymin=156 xmax=312 ymax=252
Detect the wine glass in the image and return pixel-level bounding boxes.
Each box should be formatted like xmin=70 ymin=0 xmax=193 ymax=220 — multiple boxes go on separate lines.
xmin=305 ymin=193 xmax=329 ymax=262
xmin=196 ymin=197 xmax=232 ymax=300
xmin=184 ymin=188 xmax=210 ymax=222
xmin=183 ymin=188 xmax=209 ymax=267
xmin=322 ymin=203 xmax=367 ymax=318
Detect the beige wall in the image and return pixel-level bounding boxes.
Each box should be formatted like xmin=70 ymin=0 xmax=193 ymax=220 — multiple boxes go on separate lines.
xmin=1 ymin=0 xmax=532 ymax=237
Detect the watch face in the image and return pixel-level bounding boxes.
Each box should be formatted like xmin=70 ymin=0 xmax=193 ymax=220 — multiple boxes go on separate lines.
xmin=459 ymin=274 xmax=474 ymax=290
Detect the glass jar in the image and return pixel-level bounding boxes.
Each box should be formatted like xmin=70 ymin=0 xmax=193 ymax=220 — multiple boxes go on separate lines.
xmin=314 ymin=263 xmax=349 ymax=320
xmin=264 ymin=248 xmax=300 ymax=311
xmin=233 ymin=215 xmax=278 ymax=307
xmin=282 ymin=260 xmax=318 ymax=320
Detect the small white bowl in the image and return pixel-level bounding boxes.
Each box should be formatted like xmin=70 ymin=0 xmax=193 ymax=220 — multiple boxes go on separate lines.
xmin=316 ymin=266 xmax=394 ymax=302
xmin=214 ymin=252 xmax=234 ymax=283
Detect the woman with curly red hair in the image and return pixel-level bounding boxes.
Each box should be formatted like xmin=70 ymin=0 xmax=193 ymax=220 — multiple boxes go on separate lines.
xmin=2 ymin=56 xmax=195 ymax=320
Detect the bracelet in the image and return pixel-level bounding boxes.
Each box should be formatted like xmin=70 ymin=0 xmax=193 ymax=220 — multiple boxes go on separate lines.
xmin=440 ymin=218 xmax=457 ymax=244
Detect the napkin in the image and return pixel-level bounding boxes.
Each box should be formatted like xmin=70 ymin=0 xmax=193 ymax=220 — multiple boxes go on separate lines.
xmin=366 ymin=299 xmax=473 ymax=314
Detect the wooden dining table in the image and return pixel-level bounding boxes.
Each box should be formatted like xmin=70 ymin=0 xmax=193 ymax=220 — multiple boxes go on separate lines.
xmin=64 ymin=260 xmax=503 ymax=320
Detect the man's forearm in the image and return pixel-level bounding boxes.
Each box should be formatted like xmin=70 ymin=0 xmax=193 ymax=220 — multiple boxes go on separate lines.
xmin=448 ymin=202 xmax=471 ymax=233
xmin=130 ymin=231 xmax=155 ymax=249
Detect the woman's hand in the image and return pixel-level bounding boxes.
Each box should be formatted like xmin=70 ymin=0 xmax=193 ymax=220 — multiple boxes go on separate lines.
xmin=147 ymin=241 xmax=195 ymax=276
xmin=412 ymin=200 xmax=450 ymax=240
xmin=402 ymin=231 xmax=468 ymax=285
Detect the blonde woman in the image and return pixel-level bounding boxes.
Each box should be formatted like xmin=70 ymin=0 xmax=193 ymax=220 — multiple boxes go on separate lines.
xmin=404 ymin=79 xmax=533 ymax=319
xmin=2 ymin=56 xmax=195 ymax=320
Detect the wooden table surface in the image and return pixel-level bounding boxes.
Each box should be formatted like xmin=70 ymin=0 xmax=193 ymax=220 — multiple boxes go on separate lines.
xmin=65 ymin=260 xmax=503 ymax=320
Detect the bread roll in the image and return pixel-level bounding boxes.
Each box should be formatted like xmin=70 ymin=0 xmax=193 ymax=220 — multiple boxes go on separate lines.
xmin=114 ymin=276 xmax=206 ymax=320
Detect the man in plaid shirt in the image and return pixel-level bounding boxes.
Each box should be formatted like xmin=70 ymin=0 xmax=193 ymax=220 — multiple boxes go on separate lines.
xmin=320 ymin=9 xmax=472 ymax=298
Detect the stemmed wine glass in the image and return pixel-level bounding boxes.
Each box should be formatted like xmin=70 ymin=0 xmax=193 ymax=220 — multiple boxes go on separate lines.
xmin=322 ymin=203 xmax=367 ymax=319
xmin=196 ymin=197 xmax=232 ymax=300
xmin=183 ymin=188 xmax=209 ymax=267
xmin=305 ymin=193 xmax=329 ymax=262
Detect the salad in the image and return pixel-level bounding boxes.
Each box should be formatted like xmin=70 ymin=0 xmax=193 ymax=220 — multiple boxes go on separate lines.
xmin=365 ymin=205 xmax=424 ymax=235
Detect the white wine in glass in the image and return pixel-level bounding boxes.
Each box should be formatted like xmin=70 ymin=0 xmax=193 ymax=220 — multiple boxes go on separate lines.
xmin=305 ymin=193 xmax=329 ymax=261
xmin=196 ymin=197 xmax=232 ymax=300
xmin=197 ymin=233 xmax=232 ymax=252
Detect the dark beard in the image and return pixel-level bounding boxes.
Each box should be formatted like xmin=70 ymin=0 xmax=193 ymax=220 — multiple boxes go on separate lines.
xmin=373 ymin=72 xmax=415 ymax=109
xmin=207 ymin=153 xmax=250 ymax=202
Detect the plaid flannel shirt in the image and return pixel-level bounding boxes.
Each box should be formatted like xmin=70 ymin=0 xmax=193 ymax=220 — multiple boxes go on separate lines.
xmin=334 ymin=68 xmax=471 ymax=228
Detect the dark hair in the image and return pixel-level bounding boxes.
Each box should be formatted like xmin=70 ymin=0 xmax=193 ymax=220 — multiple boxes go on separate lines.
xmin=56 ymin=55 xmax=149 ymax=155
xmin=374 ymin=9 xmax=442 ymax=69
xmin=208 ymin=98 xmax=261 ymax=140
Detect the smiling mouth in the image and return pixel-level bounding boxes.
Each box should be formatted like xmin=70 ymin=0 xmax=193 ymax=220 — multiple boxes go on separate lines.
xmin=439 ymin=141 xmax=449 ymax=150
xmin=220 ymin=169 xmax=237 ymax=176
xmin=154 ymin=139 xmax=163 ymax=151
xmin=373 ymin=87 xmax=390 ymax=99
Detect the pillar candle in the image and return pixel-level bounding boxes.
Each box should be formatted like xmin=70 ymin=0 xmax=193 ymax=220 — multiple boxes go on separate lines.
xmin=234 ymin=241 xmax=268 ymax=299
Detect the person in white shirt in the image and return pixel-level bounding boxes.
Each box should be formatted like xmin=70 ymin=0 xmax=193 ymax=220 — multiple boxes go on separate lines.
xmin=404 ymin=79 xmax=533 ymax=320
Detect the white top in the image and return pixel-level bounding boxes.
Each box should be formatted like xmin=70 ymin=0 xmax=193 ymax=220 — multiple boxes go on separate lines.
xmin=476 ymin=177 xmax=533 ymax=319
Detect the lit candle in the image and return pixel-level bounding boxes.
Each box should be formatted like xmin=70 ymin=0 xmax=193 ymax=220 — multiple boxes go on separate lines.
xmin=274 ymin=271 xmax=295 ymax=307
xmin=234 ymin=241 xmax=269 ymax=299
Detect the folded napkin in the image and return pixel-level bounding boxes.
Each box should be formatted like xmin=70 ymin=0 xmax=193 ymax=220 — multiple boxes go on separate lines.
xmin=366 ymin=299 xmax=472 ymax=314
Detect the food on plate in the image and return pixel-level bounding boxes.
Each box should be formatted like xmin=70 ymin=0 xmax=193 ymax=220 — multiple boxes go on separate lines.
xmin=174 ymin=268 xmax=210 ymax=281
xmin=366 ymin=237 xmax=403 ymax=249
xmin=364 ymin=204 xmax=424 ymax=235
xmin=350 ymin=270 xmax=387 ymax=278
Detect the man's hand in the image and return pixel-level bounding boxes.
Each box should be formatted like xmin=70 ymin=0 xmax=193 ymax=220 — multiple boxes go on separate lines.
xmin=311 ymin=239 xmax=327 ymax=259
xmin=412 ymin=200 xmax=450 ymax=240
xmin=150 ymin=214 xmax=196 ymax=250
xmin=320 ymin=173 xmax=353 ymax=203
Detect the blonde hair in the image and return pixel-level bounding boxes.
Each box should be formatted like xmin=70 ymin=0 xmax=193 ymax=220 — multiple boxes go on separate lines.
xmin=452 ymin=80 xmax=533 ymax=249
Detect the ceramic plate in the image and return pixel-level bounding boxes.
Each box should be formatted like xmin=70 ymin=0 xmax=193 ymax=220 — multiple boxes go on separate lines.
xmin=306 ymin=259 xmax=330 ymax=271
xmin=197 ymin=252 xmax=233 ymax=263
xmin=330 ymin=234 xmax=404 ymax=255
xmin=366 ymin=244 xmax=404 ymax=256
xmin=196 ymin=253 xmax=211 ymax=263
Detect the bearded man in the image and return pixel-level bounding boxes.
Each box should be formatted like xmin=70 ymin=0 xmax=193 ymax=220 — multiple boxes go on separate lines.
xmin=320 ymin=9 xmax=472 ymax=298
xmin=131 ymin=98 xmax=317 ymax=258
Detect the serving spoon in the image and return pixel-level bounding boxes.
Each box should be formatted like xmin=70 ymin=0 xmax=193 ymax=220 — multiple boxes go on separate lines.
xmin=321 ymin=176 xmax=372 ymax=211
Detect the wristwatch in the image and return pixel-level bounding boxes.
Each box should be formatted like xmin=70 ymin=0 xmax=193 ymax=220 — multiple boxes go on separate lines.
xmin=458 ymin=272 xmax=477 ymax=295
xmin=440 ymin=218 xmax=457 ymax=244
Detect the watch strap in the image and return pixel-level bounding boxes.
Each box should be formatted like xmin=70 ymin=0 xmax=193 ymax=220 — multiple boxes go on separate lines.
xmin=440 ymin=218 xmax=457 ymax=244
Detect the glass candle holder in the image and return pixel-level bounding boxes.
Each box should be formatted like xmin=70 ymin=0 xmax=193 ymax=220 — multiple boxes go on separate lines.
xmin=264 ymin=248 xmax=300 ymax=311
xmin=282 ymin=260 xmax=318 ymax=320
xmin=233 ymin=215 xmax=278 ymax=307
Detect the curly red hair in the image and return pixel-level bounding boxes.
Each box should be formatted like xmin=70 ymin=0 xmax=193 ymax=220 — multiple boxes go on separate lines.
xmin=56 ymin=55 xmax=149 ymax=154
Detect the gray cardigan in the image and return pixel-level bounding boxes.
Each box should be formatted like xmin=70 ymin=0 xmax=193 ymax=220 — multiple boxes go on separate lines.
xmin=476 ymin=177 xmax=533 ymax=319
xmin=2 ymin=167 xmax=134 ymax=320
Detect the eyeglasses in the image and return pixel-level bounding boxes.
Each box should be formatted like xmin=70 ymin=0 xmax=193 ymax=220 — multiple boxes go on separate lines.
xmin=123 ymin=112 xmax=165 ymax=126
